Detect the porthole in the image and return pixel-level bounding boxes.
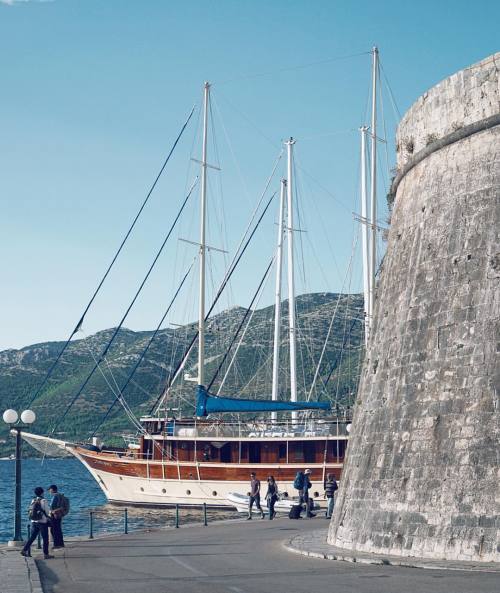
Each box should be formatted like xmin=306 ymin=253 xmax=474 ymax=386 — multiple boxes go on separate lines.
xmin=212 ymin=491 xmax=217 ymax=496
xmin=162 ymin=489 xmax=166 ymax=494
xmin=314 ymin=491 xmax=319 ymax=498
xmin=282 ymin=492 xmax=289 ymax=498
xmin=140 ymin=487 xmax=144 ymax=492
xmin=186 ymin=490 xmax=191 ymax=495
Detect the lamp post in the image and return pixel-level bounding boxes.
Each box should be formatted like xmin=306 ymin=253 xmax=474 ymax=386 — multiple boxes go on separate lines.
xmin=2 ymin=408 xmax=36 ymax=547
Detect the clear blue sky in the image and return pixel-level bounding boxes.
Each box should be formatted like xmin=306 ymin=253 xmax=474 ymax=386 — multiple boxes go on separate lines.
xmin=1 ymin=0 xmax=498 ymax=351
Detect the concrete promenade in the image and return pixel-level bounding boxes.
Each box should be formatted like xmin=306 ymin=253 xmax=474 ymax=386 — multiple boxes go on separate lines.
xmin=11 ymin=518 xmax=497 ymax=593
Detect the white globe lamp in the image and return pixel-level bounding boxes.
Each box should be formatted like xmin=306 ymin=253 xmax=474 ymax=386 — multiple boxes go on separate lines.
xmin=3 ymin=409 xmax=19 ymax=425
xmin=20 ymin=410 xmax=36 ymax=425
xmin=346 ymin=423 xmax=352 ymax=434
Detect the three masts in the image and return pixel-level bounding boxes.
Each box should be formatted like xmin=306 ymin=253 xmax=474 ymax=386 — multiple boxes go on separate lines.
xmin=20 ymin=47 xmax=382 ymax=508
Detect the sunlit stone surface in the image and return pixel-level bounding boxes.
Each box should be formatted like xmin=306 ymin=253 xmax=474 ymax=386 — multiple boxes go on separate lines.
xmin=328 ymin=53 xmax=500 ymax=562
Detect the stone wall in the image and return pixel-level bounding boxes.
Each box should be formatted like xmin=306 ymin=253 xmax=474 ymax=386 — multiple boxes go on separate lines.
xmin=328 ymin=53 xmax=500 ymax=562
xmin=396 ymin=53 xmax=500 ymax=166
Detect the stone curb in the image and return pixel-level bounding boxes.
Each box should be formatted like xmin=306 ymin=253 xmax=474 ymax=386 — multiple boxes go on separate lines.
xmin=284 ymin=528 xmax=500 ymax=573
xmin=0 ymin=549 xmax=44 ymax=593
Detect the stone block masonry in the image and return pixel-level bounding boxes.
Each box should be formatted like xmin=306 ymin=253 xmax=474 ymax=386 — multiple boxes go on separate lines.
xmin=328 ymin=52 xmax=499 ymax=562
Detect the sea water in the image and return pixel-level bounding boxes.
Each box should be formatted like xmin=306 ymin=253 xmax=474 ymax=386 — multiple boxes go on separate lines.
xmin=0 ymin=458 xmax=238 ymax=542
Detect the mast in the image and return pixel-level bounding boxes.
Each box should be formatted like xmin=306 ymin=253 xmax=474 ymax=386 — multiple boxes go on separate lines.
xmin=369 ymin=47 xmax=378 ymax=327
xmin=360 ymin=126 xmax=370 ymax=345
xmin=271 ymin=179 xmax=287 ymax=421
xmin=285 ymin=138 xmax=297 ymax=420
xmin=198 ymin=81 xmax=210 ymax=387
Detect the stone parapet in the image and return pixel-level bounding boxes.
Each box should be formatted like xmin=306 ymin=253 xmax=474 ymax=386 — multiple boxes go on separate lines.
xmin=396 ymin=52 xmax=500 ymax=167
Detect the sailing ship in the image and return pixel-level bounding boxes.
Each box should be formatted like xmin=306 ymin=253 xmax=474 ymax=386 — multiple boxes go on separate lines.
xmin=19 ymin=48 xmax=382 ymax=508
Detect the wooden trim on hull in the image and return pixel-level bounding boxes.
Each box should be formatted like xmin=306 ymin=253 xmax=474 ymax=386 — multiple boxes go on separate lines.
xmin=73 ymin=446 xmax=344 ymax=481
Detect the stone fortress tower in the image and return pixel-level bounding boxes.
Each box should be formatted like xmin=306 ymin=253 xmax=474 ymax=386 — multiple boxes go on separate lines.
xmin=328 ymin=53 xmax=499 ymax=562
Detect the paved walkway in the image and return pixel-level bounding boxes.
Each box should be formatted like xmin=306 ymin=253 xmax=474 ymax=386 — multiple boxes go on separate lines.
xmin=286 ymin=528 xmax=500 ymax=572
xmin=29 ymin=518 xmax=499 ymax=593
xmin=0 ymin=547 xmax=43 ymax=593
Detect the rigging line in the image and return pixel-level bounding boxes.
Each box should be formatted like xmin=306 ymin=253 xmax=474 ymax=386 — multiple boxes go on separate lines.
xmin=208 ymin=98 xmax=232 ymax=301
xmin=215 ymin=90 xmax=280 ymax=149
xmin=149 ymin=189 xmax=278 ymax=414
xmin=26 ymin=106 xmax=196 ymax=408
xmin=90 ymin=259 xmax=196 ymax=438
xmin=299 ymin=129 xmax=356 ymax=141
xmin=212 ymin=91 xmax=252 ymax=208
xmin=324 ymin=316 xmax=360 ymax=392
xmin=296 ymin=164 xmax=351 ymax=213
xmin=80 ymin=333 xmax=143 ymax=433
xmin=334 ymin=293 xmax=351 ymax=405
xmin=379 ymin=60 xmax=402 ymax=121
xmin=306 ymin=270 xmax=352 ymax=401
xmin=319 ymin=229 xmax=359 ymax=394
xmin=208 ymin=256 xmax=275 ymax=391
xmin=228 ymin=289 xmax=274 ymax=397
xmin=50 ymin=180 xmax=198 ymax=435
xmin=217 ymin=51 xmax=371 ymax=85
xmin=377 ymin=65 xmax=392 ymax=193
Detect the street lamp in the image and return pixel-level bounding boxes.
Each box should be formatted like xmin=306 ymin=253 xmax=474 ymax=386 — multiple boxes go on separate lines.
xmin=2 ymin=408 xmax=36 ymax=546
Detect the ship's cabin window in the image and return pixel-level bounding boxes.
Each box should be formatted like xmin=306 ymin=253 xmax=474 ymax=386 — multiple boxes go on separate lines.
xmin=292 ymin=442 xmax=303 ymax=462
xmin=220 ymin=443 xmax=231 ymax=463
xmin=278 ymin=444 xmax=286 ymax=459
xmin=303 ymin=441 xmax=316 ymax=463
xmin=249 ymin=442 xmax=261 ymax=463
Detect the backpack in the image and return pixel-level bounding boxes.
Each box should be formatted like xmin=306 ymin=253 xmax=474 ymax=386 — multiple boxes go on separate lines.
xmin=59 ymin=494 xmax=70 ymax=516
xmin=288 ymin=504 xmax=302 ymax=519
xmin=293 ymin=471 xmax=305 ymax=490
xmin=28 ymin=498 xmax=46 ymax=522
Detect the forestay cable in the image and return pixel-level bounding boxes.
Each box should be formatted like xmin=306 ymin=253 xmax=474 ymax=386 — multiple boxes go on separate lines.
xmin=207 ymin=257 xmax=275 ymax=391
xmin=26 ymin=107 xmax=196 ymax=408
xmin=50 ymin=180 xmax=198 ymax=434
xmin=90 ymin=258 xmax=196 ymax=437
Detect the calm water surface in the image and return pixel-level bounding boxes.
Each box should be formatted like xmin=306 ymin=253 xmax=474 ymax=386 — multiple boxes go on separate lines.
xmin=0 ymin=458 xmax=238 ymax=543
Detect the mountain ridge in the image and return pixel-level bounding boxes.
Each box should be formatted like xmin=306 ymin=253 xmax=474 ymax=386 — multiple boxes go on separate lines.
xmin=0 ymin=292 xmax=364 ymax=455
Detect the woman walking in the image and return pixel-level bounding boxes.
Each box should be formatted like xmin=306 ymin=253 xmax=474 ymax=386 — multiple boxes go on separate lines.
xmin=265 ymin=476 xmax=279 ymax=519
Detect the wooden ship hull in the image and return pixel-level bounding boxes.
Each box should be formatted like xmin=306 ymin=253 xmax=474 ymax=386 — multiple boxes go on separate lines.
xmin=20 ymin=421 xmax=349 ymax=508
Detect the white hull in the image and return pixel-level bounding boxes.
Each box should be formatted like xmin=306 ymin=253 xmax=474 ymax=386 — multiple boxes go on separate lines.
xmin=20 ymin=432 xmax=334 ymax=509
xmin=74 ymin=449 xmax=327 ymax=508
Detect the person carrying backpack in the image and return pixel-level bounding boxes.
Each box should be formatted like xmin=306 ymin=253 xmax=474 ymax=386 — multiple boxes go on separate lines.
xmin=21 ymin=487 xmax=53 ymax=559
xmin=324 ymin=473 xmax=338 ymax=519
xmin=302 ymin=469 xmax=315 ymax=517
xmin=48 ymin=484 xmax=69 ymax=549
xmin=293 ymin=469 xmax=315 ymax=517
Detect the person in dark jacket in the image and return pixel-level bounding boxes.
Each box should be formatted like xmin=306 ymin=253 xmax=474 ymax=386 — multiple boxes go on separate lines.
xmin=324 ymin=473 xmax=338 ymax=519
xmin=302 ymin=469 xmax=315 ymax=518
xmin=21 ymin=487 xmax=53 ymax=559
xmin=48 ymin=484 xmax=66 ymax=549
xmin=265 ymin=476 xmax=279 ymax=519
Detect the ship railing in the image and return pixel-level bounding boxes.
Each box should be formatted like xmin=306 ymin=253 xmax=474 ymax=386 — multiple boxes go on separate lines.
xmin=158 ymin=418 xmax=350 ymax=439
xmin=85 ymin=504 xmax=220 ymax=538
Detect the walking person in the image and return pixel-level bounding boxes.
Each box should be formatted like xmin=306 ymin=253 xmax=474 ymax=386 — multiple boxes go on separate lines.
xmin=48 ymin=484 xmax=69 ymax=549
xmin=247 ymin=472 xmax=265 ymax=519
xmin=265 ymin=476 xmax=279 ymax=520
xmin=324 ymin=473 xmax=338 ymax=519
xmin=21 ymin=487 xmax=53 ymax=559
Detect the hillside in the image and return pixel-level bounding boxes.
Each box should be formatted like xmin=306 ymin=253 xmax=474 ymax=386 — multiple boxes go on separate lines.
xmin=0 ymin=293 xmax=364 ymax=456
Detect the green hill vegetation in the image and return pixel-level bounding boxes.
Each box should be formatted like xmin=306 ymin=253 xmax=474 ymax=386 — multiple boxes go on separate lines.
xmin=0 ymin=293 xmax=364 ymax=456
